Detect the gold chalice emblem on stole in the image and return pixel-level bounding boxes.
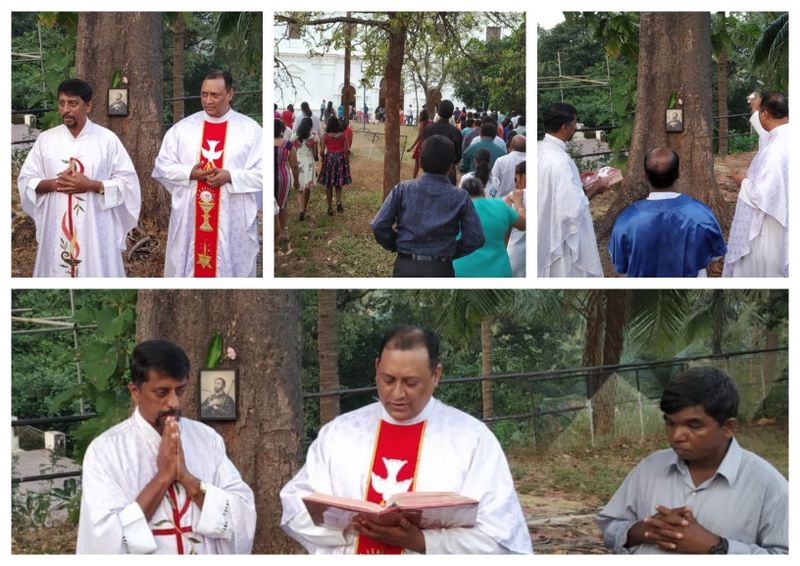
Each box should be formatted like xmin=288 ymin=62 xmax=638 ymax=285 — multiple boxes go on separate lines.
xmin=199 ymin=190 xmax=215 ymax=232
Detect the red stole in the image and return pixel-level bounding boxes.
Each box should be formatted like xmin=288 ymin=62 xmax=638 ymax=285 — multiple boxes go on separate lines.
xmin=194 ymin=120 xmax=228 ymax=277
xmin=59 ymin=157 xmax=85 ymax=277
xmin=355 ymin=419 xmax=426 ymax=554
xmin=151 ymin=484 xmax=193 ymax=554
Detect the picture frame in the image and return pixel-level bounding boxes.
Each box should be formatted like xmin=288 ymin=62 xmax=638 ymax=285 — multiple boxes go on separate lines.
xmin=665 ymin=108 xmax=683 ymax=133
xmin=108 ymin=88 xmax=129 ymax=116
xmin=198 ymin=369 xmax=238 ymax=421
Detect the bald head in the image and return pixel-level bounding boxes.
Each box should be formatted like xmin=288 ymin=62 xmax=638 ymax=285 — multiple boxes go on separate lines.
xmin=644 ymin=147 xmax=680 ymax=189
xmin=510 ymin=135 xmax=526 ymax=152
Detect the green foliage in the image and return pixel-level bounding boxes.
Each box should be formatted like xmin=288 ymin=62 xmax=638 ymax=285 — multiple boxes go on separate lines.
xmin=750 ymin=12 xmax=788 ymax=92
xmin=11 ymin=13 xmax=76 ymax=125
xmin=11 ymin=453 xmax=82 ymax=528
xmin=204 ymin=330 xmax=223 ymax=369
xmin=452 ymin=24 xmax=526 ymax=112
xmin=41 ymin=291 xmax=138 ymax=461
xmin=215 ymin=12 xmax=263 ymax=71
xmin=729 ymin=133 xmax=758 ymax=153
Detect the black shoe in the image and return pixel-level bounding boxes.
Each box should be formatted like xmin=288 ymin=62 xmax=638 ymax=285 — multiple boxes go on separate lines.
xmin=336 ymin=202 xmax=344 ymax=213
xmin=327 ymin=208 xmax=334 ymax=216
xmin=299 ymin=211 xmax=305 ymax=221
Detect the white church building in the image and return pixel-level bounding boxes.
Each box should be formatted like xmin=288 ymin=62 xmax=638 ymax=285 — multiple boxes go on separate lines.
xmin=273 ymin=19 xmax=473 ymax=120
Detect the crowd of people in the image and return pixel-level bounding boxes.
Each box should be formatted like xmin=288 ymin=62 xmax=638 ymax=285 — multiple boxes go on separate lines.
xmin=274 ymin=101 xmax=355 ymax=245
xmin=538 ymin=94 xmax=788 ymax=278
xmin=274 ymin=97 xmax=526 ymax=277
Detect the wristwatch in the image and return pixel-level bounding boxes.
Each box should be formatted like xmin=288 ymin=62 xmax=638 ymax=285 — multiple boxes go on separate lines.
xmin=708 ymin=537 xmax=728 ymax=554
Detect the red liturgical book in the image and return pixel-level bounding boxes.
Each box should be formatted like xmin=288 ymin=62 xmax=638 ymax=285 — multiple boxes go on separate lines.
xmin=303 ymin=491 xmax=479 ymax=530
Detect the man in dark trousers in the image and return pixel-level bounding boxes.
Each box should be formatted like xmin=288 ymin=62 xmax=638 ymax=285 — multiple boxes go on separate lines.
xmin=370 ymin=135 xmax=484 ymax=277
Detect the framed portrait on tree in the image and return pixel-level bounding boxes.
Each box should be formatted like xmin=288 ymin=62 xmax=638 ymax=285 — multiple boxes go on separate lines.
xmin=108 ymin=88 xmax=129 ymax=116
xmin=665 ymin=108 xmax=683 ymax=132
xmin=198 ymin=369 xmax=238 ymax=421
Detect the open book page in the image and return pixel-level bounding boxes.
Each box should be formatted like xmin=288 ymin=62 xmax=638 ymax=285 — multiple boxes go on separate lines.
xmin=580 ymin=166 xmax=624 ymax=187
xmin=303 ymin=492 xmax=479 ymax=530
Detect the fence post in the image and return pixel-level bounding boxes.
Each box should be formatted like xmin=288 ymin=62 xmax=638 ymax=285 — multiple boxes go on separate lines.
xmin=637 ymin=392 xmax=645 ymax=443
xmin=586 ymin=398 xmax=595 ymax=448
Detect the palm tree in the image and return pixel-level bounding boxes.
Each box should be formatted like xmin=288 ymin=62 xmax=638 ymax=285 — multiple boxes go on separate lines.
xmin=420 ymin=290 xmax=545 ymax=420
xmin=215 ymin=12 xmax=263 ymax=73
xmin=751 ymin=12 xmax=788 ymax=91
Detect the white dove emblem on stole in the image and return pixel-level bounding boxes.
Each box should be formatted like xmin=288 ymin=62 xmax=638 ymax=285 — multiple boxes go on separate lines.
xmin=201 ymin=140 xmax=223 ymax=167
xmin=371 ymin=458 xmax=413 ymax=503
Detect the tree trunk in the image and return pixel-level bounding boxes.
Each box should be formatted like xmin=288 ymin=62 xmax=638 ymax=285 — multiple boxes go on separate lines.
xmin=596 ymin=12 xmax=727 ymax=240
xmin=136 ymin=290 xmax=305 ymax=553
xmin=75 ymin=13 xmax=170 ymax=234
xmin=382 ymin=14 xmax=407 ymax=198
xmin=172 ymin=15 xmax=186 ymax=123
xmin=317 ymin=290 xmax=340 ymax=427
xmin=717 ymin=20 xmax=729 ymax=156
xmin=480 ymin=319 xmax=493 ymax=420
xmin=343 ymin=14 xmax=352 ymax=117
xmin=711 ymin=289 xmax=725 ymax=355
xmin=583 ymin=290 xmax=628 ymax=436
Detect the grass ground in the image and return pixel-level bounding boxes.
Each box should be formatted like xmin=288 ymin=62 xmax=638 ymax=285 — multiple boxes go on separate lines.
xmin=275 ymin=122 xmax=426 ymax=278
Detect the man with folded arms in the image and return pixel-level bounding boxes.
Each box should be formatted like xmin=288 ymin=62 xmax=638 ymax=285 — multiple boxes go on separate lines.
xmin=280 ymin=325 xmax=532 ymax=554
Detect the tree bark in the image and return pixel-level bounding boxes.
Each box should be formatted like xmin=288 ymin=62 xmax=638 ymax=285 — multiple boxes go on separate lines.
xmin=596 ymin=12 xmax=727 ymax=240
xmin=136 ymin=290 xmax=305 ymax=553
xmin=75 ymin=13 xmax=170 ymax=234
xmin=317 ymin=290 xmax=341 ymax=427
xmin=480 ymin=319 xmax=493 ymax=420
xmin=343 ymin=15 xmax=352 ymax=117
xmin=172 ymin=15 xmax=186 ymax=123
xmin=382 ymin=14 xmax=407 ymax=198
xmin=582 ymin=290 xmax=628 ymax=436
xmin=717 ymin=15 xmax=729 ymax=156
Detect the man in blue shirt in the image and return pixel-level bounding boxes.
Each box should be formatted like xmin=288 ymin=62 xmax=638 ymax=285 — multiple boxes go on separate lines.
xmin=609 ymin=148 xmax=726 ymax=277
xmin=597 ymin=367 xmax=788 ymax=554
xmin=371 ymin=135 xmax=484 ymax=277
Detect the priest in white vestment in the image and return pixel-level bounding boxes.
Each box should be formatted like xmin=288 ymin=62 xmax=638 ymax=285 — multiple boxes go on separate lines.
xmin=152 ymin=70 xmax=262 ymax=277
xmin=538 ymin=103 xmax=610 ymax=277
xmin=747 ymin=92 xmax=769 ymax=151
xmin=17 ymin=78 xmax=140 ymax=277
xmin=77 ymin=340 xmax=256 ymax=554
xmin=724 ymin=92 xmax=789 ymax=277
xmin=280 ymin=326 xmax=532 ymax=555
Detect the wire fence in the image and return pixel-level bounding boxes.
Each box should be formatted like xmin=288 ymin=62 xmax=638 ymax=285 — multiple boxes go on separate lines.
xmin=305 ymin=348 xmax=788 ymax=451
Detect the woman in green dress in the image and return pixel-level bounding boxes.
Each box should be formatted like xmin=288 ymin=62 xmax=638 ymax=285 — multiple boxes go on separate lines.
xmin=454 ymin=153 xmax=526 ymax=277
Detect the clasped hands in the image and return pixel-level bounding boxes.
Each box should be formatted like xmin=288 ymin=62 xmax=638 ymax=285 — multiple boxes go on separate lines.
xmin=633 ymin=505 xmax=721 ymax=553
xmin=190 ymin=162 xmax=231 ymax=187
xmin=156 ymin=416 xmax=198 ymax=493
xmin=351 ymin=514 xmax=426 ymax=554
xmin=54 ymin=165 xmax=100 ymax=194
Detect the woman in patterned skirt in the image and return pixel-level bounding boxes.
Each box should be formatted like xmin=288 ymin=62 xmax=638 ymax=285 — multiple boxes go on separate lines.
xmin=274 ymin=118 xmax=297 ymax=242
xmin=318 ymin=116 xmax=352 ymax=216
